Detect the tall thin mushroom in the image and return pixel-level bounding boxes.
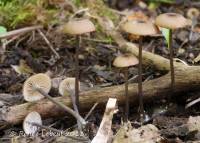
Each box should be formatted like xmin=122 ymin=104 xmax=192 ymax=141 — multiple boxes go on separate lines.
xmin=122 ymin=20 xmax=159 ymax=121
xmin=59 ymin=19 xmax=95 ymax=109
xmin=113 ymin=54 xmax=138 ymax=121
xmin=155 ymin=13 xmax=189 ymax=94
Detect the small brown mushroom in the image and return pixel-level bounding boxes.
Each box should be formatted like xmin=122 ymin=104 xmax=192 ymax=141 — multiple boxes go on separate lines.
xmin=155 ymin=13 xmax=189 ymax=94
xmin=113 ymin=54 xmax=139 ymax=121
xmin=59 ymin=19 xmax=96 ymax=109
xmin=155 ymin=13 xmax=189 ymax=29
xmin=122 ymin=20 xmax=159 ymax=121
xmin=59 ymin=77 xmax=80 ymax=96
xmin=23 ymin=73 xmax=51 ymax=102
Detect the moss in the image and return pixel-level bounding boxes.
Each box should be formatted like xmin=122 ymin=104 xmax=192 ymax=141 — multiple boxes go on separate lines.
xmin=0 ymin=0 xmax=60 ymax=28
xmin=94 ymin=22 xmax=114 ymax=44
xmin=87 ymin=0 xmax=119 ymax=23
xmin=71 ymin=0 xmax=82 ymax=7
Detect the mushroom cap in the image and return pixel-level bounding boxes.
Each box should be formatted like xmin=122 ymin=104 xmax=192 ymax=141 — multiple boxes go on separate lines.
xmin=61 ymin=19 xmax=96 ymax=35
xmin=155 ymin=13 xmax=189 ymax=29
xmin=23 ymin=111 xmax=42 ymax=135
xmin=59 ymin=77 xmax=80 ymax=96
xmin=23 ymin=73 xmax=51 ymax=102
xmin=122 ymin=20 xmax=159 ymax=36
xmin=187 ymin=8 xmax=200 ymax=19
xmin=113 ymin=54 xmax=139 ymax=68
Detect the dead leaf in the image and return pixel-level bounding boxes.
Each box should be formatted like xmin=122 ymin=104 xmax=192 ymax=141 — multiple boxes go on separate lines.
xmin=11 ymin=60 xmax=34 ymax=75
xmin=113 ymin=124 xmax=162 ymax=143
xmin=187 ymin=116 xmax=200 ymax=132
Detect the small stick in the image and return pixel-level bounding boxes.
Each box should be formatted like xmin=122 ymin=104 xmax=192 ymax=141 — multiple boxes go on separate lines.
xmin=186 ymin=97 xmax=200 ymax=109
xmin=84 ymin=102 xmax=98 ymax=120
xmin=0 ymin=25 xmax=42 ymax=39
xmin=70 ymin=102 xmax=98 ymax=130
xmin=37 ymin=29 xmax=60 ymax=59
xmin=66 ymin=83 xmax=82 ymax=134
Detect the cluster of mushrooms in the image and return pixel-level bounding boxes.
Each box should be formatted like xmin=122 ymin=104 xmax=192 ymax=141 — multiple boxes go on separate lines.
xmin=23 ymin=74 xmax=86 ymax=135
xmin=22 ymin=13 xmax=191 ymax=135
xmin=115 ymin=12 xmax=190 ymax=122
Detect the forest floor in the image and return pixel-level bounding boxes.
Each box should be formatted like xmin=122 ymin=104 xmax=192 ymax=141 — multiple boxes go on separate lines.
xmin=0 ymin=0 xmax=200 ymax=143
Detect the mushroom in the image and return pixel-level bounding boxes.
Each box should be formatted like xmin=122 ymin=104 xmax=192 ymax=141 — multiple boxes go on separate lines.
xmin=23 ymin=73 xmax=86 ymax=126
xmin=59 ymin=19 xmax=95 ymax=109
xmin=155 ymin=13 xmax=189 ymax=93
xmin=187 ymin=8 xmax=200 ymax=41
xmin=23 ymin=73 xmax=51 ymax=102
xmin=23 ymin=111 xmax=42 ymax=135
xmin=59 ymin=77 xmax=82 ymax=132
xmin=122 ymin=20 xmax=159 ymax=121
xmin=113 ymin=54 xmax=139 ymax=121
xmin=59 ymin=77 xmax=80 ymax=96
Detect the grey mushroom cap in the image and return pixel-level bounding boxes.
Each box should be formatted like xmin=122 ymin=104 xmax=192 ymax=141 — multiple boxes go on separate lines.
xmin=60 ymin=19 xmax=96 ymax=35
xmin=23 ymin=73 xmax=51 ymax=102
xmin=122 ymin=20 xmax=159 ymax=36
xmin=113 ymin=54 xmax=139 ymax=68
xmin=155 ymin=13 xmax=190 ymax=29
xmin=23 ymin=111 xmax=42 ymax=135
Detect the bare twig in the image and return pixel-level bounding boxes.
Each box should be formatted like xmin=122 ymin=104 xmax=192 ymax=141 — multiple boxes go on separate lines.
xmin=0 ymin=25 xmax=42 ymax=39
xmin=186 ymin=97 xmax=200 ymax=109
xmin=84 ymin=102 xmax=98 ymax=120
xmin=66 ymin=83 xmax=82 ymax=133
xmin=37 ymin=29 xmax=60 ymax=59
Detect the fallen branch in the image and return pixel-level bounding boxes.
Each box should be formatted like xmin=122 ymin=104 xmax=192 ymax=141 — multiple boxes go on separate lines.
xmin=1 ymin=66 xmax=200 ymax=125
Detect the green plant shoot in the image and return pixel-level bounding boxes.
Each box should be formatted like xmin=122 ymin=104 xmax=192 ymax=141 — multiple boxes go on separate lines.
xmin=161 ymin=27 xmax=170 ymax=48
xmin=0 ymin=26 xmax=7 ymax=35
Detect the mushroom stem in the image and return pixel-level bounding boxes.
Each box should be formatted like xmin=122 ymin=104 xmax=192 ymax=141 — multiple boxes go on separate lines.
xmin=34 ymin=87 xmax=86 ymax=126
xmin=138 ymin=36 xmax=145 ymax=121
xmin=124 ymin=67 xmax=129 ymax=121
xmin=168 ymin=29 xmax=175 ymax=94
xmin=75 ymin=35 xmax=81 ymax=110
